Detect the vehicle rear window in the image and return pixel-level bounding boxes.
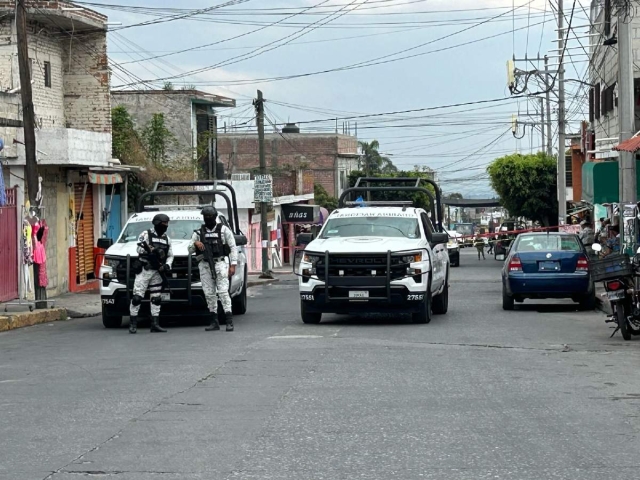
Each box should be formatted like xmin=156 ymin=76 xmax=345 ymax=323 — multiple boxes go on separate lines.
xmin=515 ymin=235 xmax=580 ymax=252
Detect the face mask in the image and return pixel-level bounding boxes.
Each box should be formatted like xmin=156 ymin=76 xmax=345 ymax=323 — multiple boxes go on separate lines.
xmin=155 ymin=223 xmax=168 ymax=235
xmin=204 ymin=216 xmax=216 ymax=229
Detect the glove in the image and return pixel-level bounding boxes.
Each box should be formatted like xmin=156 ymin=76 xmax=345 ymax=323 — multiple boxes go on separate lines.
xmin=160 ymin=264 xmax=171 ymax=273
xmin=157 ymin=249 xmax=167 ymax=261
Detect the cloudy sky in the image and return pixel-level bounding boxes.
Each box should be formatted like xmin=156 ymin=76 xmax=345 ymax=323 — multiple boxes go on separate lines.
xmin=81 ymin=0 xmax=592 ymax=196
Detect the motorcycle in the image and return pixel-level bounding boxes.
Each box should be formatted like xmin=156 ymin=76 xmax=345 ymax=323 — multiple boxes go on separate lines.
xmin=591 ymin=243 xmax=640 ymax=340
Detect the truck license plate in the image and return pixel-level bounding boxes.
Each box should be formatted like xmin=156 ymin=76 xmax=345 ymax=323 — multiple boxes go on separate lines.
xmin=607 ymin=290 xmax=625 ymax=301
xmin=349 ymin=291 xmax=369 ymax=299
xmin=161 ymin=293 xmax=171 ymax=301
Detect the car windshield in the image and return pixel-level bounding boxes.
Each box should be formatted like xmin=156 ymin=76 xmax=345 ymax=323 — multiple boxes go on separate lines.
xmin=118 ymin=219 xmax=204 ymax=243
xmin=321 ymin=216 xmax=421 ymax=239
xmin=515 ymin=235 xmax=580 ymax=252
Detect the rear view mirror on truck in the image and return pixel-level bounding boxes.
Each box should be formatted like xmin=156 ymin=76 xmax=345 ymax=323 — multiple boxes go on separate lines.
xmin=431 ymin=232 xmax=448 ymax=245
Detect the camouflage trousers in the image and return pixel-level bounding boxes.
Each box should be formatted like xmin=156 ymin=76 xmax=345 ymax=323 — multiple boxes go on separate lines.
xmin=130 ymin=268 xmax=163 ymax=317
xmin=199 ymin=260 xmax=231 ymax=314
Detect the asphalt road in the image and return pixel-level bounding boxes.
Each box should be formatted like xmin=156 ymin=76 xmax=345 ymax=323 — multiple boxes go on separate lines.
xmin=3 ymin=249 xmax=640 ymax=480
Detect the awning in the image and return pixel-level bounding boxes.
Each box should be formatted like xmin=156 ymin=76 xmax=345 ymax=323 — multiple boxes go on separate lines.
xmin=88 ymin=172 xmax=123 ymax=184
xmin=613 ymin=136 xmax=640 ymax=153
xmin=582 ymin=160 xmax=640 ymax=204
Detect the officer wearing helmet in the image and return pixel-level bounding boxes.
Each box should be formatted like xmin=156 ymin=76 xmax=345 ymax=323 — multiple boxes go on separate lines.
xmin=188 ymin=206 xmax=238 ymax=332
xmin=129 ymin=213 xmax=174 ymax=334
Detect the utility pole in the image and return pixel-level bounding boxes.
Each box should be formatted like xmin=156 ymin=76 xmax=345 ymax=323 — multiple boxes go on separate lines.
xmin=255 ymin=90 xmax=271 ymax=277
xmin=539 ymin=97 xmax=545 ymax=153
xmin=617 ymin=0 xmax=636 ymax=250
xmin=15 ymin=0 xmax=38 ymax=205
xmin=556 ymin=0 xmax=567 ymax=225
xmin=544 ymin=56 xmax=553 ymax=157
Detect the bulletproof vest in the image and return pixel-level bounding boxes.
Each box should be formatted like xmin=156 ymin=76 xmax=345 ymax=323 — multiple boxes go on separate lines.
xmin=143 ymin=229 xmax=170 ymax=269
xmin=200 ymin=224 xmax=224 ymax=257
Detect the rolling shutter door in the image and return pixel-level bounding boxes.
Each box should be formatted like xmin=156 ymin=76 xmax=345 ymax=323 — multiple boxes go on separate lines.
xmin=74 ymin=183 xmax=95 ymax=284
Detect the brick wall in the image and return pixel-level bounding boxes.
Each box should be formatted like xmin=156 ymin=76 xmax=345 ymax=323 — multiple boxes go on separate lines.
xmin=218 ymin=133 xmax=358 ymax=196
xmin=111 ymin=92 xmax=195 ymax=164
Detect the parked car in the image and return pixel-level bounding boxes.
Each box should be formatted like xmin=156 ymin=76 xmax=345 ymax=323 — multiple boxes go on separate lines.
xmin=501 ymin=232 xmax=595 ymax=310
xmin=446 ymin=232 xmax=460 ymax=267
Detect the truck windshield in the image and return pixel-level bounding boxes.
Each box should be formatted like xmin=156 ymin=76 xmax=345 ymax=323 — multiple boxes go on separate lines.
xmin=118 ymin=220 xmax=203 ymax=243
xmin=321 ymin=217 xmax=421 ymax=239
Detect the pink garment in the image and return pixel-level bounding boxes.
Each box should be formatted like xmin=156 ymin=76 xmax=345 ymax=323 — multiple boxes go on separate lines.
xmin=38 ymin=262 xmax=48 ymax=288
xmin=32 ymin=222 xmax=47 ymax=264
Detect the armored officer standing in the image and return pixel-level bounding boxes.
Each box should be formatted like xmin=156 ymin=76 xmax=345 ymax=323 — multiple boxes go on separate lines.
xmin=188 ymin=206 xmax=238 ymax=332
xmin=129 ymin=213 xmax=174 ymax=334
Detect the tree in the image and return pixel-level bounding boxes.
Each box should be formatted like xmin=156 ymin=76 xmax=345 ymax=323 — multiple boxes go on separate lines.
xmin=141 ymin=113 xmax=176 ymax=166
xmin=314 ymin=183 xmax=338 ymax=212
xmin=163 ymin=81 xmax=174 ymax=91
xmin=358 ymin=140 xmax=397 ymax=175
xmin=486 ymin=152 xmax=558 ymax=226
xmin=445 ymin=192 xmax=464 ymax=200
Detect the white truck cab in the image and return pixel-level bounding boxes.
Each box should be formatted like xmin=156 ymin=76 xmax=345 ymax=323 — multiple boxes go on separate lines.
xmin=99 ymin=181 xmax=248 ymax=329
xmin=297 ymin=177 xmax=450 ymax=324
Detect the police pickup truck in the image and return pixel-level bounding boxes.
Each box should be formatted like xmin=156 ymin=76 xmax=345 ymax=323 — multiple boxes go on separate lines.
xmin=99 ymin=182 xmax=248 ymax=328
xmin=296 ymin=177 xmax=450 ymax=324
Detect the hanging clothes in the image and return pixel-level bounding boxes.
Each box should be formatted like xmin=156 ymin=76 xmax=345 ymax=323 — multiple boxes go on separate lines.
xmin=33 ymin=220 xmax=49 ymax=288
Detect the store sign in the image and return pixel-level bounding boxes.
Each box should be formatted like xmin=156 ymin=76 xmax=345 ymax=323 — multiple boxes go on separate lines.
xmin=282 ymin=204 xmax=319 ymax=223
xmin=254 ymin=174 xmax=273 ymax=203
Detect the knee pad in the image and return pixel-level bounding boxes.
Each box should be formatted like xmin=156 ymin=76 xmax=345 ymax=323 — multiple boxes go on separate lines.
xmin=151 ymin=296 xmax=162 ymax=306
xmin=131 ymin=295 xmax=143 ymax=306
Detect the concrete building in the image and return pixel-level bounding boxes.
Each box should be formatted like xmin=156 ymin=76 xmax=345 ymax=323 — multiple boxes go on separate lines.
xmin=0 ymin=2 xmax=119 ymax=301
xmin=218 ymin=126 xmax=360 ymax=197
xmin=111 ymin=90 xmax=235 ymax=177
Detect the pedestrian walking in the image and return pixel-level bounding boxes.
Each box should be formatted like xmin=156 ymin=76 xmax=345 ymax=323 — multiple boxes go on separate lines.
xmin=189 ymin=206 xmax=238 ymax=332
xmin=474 ymin=236 xmax=486 ymax=260
xmin=487 ymin=236 xmax=495 ymax=254
xmin=129 ymin=213 xmax=173 ymax=334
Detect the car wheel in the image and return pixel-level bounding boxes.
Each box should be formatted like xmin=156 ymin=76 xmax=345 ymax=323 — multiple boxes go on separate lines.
xmin=502 ymin=286 xmax=514 ymax=311
xmin=301 ymin=301 xmax=321 ymax=324
xmin=232 ymin=266 xmax=248 ymax=315
xmin=103 ymin=312 xmax=123 ymax=329
xmin=578 ymin=288 xmax=596 ymax=311
xmin=432 ymin=276 xmax=449 ymax=315
xmin=451 ymin=256 xmax=460 ymax=267
xmin=412 ymin=285 xmax=432 ymax=324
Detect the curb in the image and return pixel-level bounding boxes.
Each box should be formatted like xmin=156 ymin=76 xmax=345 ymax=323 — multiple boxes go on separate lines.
xmin=0 ymin=308 xmax=68 ymax=333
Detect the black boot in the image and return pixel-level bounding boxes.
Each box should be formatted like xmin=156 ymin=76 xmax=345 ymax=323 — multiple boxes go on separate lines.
xmin=129 ymin=316 xmax=138 ymax=334
xmin=150 ymin=316 xmax=167 ymax=333
xmin=205 ymin=312 xmax=220 ymax=331
xmin=225 ymin=312 xmax=234 ymax=332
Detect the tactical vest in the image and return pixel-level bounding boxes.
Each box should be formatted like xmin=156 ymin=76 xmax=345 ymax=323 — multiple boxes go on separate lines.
xmin=200 ymin=224 xmax=224 ymax=257
xmin=141 ymin=229 xmax=170 ymax=270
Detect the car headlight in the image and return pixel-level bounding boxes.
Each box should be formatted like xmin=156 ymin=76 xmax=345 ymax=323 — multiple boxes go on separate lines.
xmin=103 ymin=257 xmax=122 ymax=268
xmin=302 ymin=252 xmax=323 ymax=264
xmin=395 ymin=252 xmax=422 ymax=264
xmin=447 ymin=240 xmax=458 ymax=248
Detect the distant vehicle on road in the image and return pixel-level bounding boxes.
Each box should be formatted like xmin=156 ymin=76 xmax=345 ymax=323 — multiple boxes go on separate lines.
xmin=453 ymin=223 xmax=474 ymax=247
xmin=445 ymin=230 xmax=460 ymax=267
xmin=501 ymin=232 xmax=595 ymax=311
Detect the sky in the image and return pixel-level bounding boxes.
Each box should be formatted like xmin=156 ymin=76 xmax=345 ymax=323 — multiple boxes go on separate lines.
xmin=78 ymin=0 xmax=593 ymax=197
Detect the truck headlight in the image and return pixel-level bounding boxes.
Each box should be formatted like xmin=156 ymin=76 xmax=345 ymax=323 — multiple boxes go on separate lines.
xmin=103 ymin=257 xmax=122 ymax=268
xmin=395 ymin=252 xmax=422 ymax=264
xmin=302 ymin=253 xmax=322 ymax=264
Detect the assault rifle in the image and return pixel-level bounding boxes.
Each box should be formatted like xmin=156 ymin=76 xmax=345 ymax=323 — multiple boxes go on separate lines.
xmin=137 ymin=239 xmax=171 ymax=293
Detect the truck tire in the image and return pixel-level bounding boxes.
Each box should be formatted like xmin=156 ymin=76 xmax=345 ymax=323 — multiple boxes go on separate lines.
xmin=102 ymin=312 xmax=123 ymax=329
xmin=432 ymin=276 xmax=449 ymax=315
xmin=412 ymin=287 xmax=432 ymax=324
xmin=232 ymin=266 xmax=248 ymax=315
xmin=301 ymin=300 xmax=321 ymax=324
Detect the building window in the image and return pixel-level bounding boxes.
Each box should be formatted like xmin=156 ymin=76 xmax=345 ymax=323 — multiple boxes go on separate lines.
xmin=565 ymin=154 xmax=572 ymax=188
xmin=602 ymin=83 xmax=615 ymax=115
xmin=44 ymin=61 xmax=51 ymax=88
xmin=589 ymin=88 xmax=594 ymax=123
xmin=594 ymin=83 xmax=601 ymax=119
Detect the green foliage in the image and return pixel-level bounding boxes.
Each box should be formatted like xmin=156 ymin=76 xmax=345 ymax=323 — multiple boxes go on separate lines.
xmin=358 ymin=140 xmax=397 ymax=174
xmin=486 ymin=152 xmax=558 ymax=226
xmin=163 ymin=81 xmax=174 ymax=91
xmin=445 ymin=192 xmax=464 ymax=199
xmin=314 ymin=183 xmax=338 ymax=212
xmin=111 ymin=106 xmax=137 ymax=161
xmin=347 ymin=169 xmax=436 ymax=213
xmin=141 ymin=113 xmax=176 ymax=166
xmin=181 ymin=84 xmax=197 ymax=90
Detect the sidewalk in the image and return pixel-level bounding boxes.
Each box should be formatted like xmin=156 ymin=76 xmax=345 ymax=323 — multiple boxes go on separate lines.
xmin=1 ymin=276 xmax=279 ymax=332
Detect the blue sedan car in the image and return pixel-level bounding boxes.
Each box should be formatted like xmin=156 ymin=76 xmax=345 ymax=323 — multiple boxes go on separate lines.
xmin=502 ymin=232 xmax=595 ymax=310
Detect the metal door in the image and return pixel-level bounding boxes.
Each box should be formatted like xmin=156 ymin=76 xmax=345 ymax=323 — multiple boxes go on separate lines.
xmin=106 ymin=194 xmax=121 ymax=241
xmin=0 ymin=188 xmax=18 ymax=302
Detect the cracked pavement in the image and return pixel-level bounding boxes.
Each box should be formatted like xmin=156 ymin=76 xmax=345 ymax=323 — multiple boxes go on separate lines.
xmin=2 ymin=249 xmax=640 ymax=479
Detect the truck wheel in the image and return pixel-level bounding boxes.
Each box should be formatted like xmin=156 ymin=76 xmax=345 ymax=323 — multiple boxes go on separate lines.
xmin=232 ymin=266 xmax=248 ymax=315
xmin=432 ymin=277 xmax=449 ymax=315
xmin=412 ymin=288 xmax=432 ymax=324
xmin=102 ymin=312 xmax=123 ymax=329
xmin=301 ymin=301 xmax=321 ymax=324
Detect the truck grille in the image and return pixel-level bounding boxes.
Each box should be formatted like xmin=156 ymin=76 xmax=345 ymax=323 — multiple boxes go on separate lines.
xmin=317 ymin=254 xmax=408 ymax=281
xmin=112 ymin=256 xmax=199 ymax=282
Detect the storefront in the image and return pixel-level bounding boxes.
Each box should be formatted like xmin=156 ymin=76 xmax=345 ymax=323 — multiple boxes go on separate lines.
xmin=280 ymin=204 xmax=328 ymax=264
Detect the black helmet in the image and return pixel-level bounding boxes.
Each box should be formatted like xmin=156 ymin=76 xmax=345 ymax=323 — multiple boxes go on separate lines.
xmin=201 ymin=206 xmax=218 ymax=217
xmin=152 ymin=213 xmax=170 ymax=225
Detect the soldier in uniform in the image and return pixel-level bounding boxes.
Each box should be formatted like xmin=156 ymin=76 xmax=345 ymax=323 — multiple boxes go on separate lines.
xmin=188 ymin=206 xmax=238 ymax=332
xmin=129 ymin=213 xmax=173 ymax=334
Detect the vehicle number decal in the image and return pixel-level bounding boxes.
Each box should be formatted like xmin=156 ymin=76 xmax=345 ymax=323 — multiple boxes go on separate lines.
xmin=301 ymin=294 xmax=314 ymax=301
xmin=102 ymin=298 xmax=115 ymax=305
xmin=407 ymin=294 xmax=424 ymax=301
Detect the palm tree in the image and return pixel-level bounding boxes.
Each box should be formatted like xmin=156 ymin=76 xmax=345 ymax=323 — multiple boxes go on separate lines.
xmin=358 ymin=140 xmax=397 ymax=175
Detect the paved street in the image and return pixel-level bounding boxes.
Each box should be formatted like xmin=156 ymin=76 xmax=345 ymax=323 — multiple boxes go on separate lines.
xmin=2 ymin=249 xmax=640 ymax=480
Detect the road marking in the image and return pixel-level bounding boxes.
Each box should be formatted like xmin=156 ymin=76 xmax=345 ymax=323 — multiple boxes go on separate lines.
xmin=268 ymin=335 xmax=324 ymax=339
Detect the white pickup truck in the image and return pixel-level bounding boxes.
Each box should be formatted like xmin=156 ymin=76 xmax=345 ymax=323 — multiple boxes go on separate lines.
xmin=297 ymin=178 xmax=450 ymax=324
xmin=99 ymin=182 xmax=248 ymax=329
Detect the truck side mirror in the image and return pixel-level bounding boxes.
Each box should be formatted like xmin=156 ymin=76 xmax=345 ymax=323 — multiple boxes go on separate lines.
xmin=97 ymin=238 xmax=113 ymax=249
xmin=234 ymin=235 xmax=248 ymax=247
xmin=431 ymin=232 xmax=448 ymax=245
